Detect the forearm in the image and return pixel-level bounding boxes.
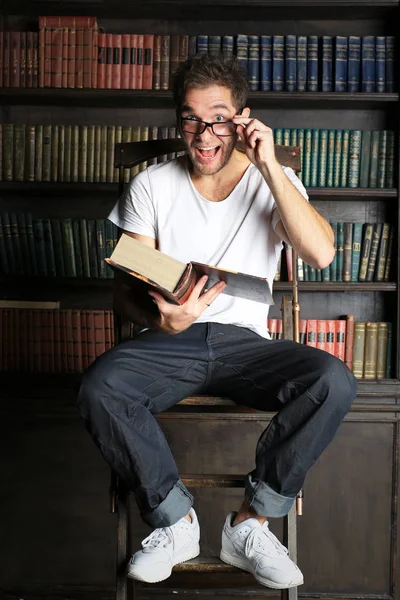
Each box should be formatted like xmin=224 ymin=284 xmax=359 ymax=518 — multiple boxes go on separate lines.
xmin=262 ymin=161 xmax=335 ymax=269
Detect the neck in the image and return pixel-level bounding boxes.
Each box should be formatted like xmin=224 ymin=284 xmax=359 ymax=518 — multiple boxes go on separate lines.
xmin=188 ymin=150 xmax=251 ymax=202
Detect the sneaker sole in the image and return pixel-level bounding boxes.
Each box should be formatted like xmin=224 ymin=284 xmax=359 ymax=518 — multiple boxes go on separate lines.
xmin=220 ymin=549 xmax=304 ymax=590
xmin=127 ymin=544 xmax=201 ymax=583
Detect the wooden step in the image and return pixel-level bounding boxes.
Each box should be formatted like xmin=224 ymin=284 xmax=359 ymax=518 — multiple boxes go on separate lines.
xmin=173 ymin=556 xmax=241 ymax=572
xmin=181 ymin=474 xmax=245 ymax=488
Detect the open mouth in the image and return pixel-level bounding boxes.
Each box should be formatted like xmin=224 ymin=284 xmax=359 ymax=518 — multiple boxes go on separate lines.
xmin=195 ymin=146 xmax=221 ymax=162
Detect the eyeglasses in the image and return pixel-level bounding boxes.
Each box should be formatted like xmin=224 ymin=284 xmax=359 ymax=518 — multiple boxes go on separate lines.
xmin=180 ymin=117 xmax=238 ymax=137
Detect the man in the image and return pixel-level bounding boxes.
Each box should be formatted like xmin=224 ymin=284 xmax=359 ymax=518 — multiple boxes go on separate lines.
xmin=78 ymin=54 xmax=357 ymax=590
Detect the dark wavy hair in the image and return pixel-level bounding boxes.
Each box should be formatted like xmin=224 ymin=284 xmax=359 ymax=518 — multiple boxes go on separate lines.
xmin=172 ymin=53 xmax=249 ymax=113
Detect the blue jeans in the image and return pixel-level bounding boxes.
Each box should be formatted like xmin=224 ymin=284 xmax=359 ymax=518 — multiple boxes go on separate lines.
xmin=77 ymin=323 xmax=357 ymax=527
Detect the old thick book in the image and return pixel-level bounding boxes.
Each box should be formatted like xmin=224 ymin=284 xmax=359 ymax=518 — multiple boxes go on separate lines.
xmin=105 ymin=233 xmax=274 ymax=305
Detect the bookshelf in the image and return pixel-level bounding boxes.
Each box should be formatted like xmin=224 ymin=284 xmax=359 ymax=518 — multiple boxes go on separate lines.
xmin=0 ymin=1 xmax=399 ymax=599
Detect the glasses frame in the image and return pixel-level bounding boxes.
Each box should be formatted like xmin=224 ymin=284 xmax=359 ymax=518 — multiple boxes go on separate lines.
xmin=180 ymin=117 xmax=238 ymax=137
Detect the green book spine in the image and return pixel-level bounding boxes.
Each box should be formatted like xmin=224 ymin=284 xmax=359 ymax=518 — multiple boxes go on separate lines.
xmin=303 ymin=128 xmax=312 ymax=187
xmin=114 ymin=125 xmax=122 ymax=182
xmin=377 ymin=130 xmax=387 ymax=189
xmin=106 ymin=125 xmax=115 ymax=183
xmin=86 ymin=125 xmax=95 ymax=183
xmin=296 ymin=256 xmax=304 ymax=281
xmin=79 ymin=219 xmax=91 ymax=278
xmin=369 ymin=130 xmax=380 ymax=188
xmin=365 ymin=223 xmax=383 ymax=282
xmin=60 ymin=218 xmax=77 ymax=278
xmin=352 ymin=321 xmax=366 ymax=379
xmin=51 ymin=218 xmax=65 ymax=277
xmin=42 ymin=217 xmax=57 ymax=277
xmin=308 ymin=265 xmax=316 ymax=281
xmin=2 ymin=211 xmax=16 ymax=273
xmin=326 ymin=129 xmax=335 ymax=187
xmin=94 ymin=125 xmax=102 ymax=183
xmin=121 ymin=125 xmax=132 ymax=184
xmin=343 ymin=222 xmax=353 ymax=282
xmin=359 ymin=223 xmax=374 ymax=281
xmin=57 ymin=125 xmax=65 ymax=182
xmin=0 ymin=213 xmax=10 ymax=274
xmin=24 ymin=125 xmax=35 ymax=182
xmin=310 ymin=129 xmax=319 ymax=187
xmin=385 ymin=322 xmax=392 ymax=378
xmin=105 ymin=219 xmax=115 ymax=279
xmin=71 ymin=125 xmax=79 ymax=183
xmin=283 ymin=128 xmax=290 ymax=146
xmin=32 ymin=217 xmax=47 ymax=276
xmin=383 ymin=225 xmax=394 ymax=281
xmin=87 ymin=219 xmax=99 ymax=278
xmin=336 ymin=221 xmax=344 ymax=281
xmin=79 ymin=125 xmax=88 ymax=183
xmin=42 ymin=125 xmax=51 ymax=182
xmin=296 ymin=129 xmax=304 ymax=182
xmin=359 ymin=130 xmax=371 ymax=188
xmin=340 ymin=129 xmax=349 ymax=187
xmin=317 ymin=129 xmax=328 ymax=187
xmin=3 ymin=124 xmax=14 ymax=181
xmin=375 ymin=222 xmax=390 ymax=282
xmin=16 ymin=212 xmax=31 ymax=275
xmin=13 ymin=124 xmax=25 ymax=181
xmin=351 ymin=222 xmax=363 ymax=281
xmin=72 ymin=219 xmax=83 ymax=278
xmin=25 ymin=212 xmax=38 ymax=275
xmin=330 ymin=222 xmax=338 ymax=282
xmin=274 ymin=128 xmax=283 ymax=145
xmin=51 ymin=125 xmax=59 ymax=182
xmin=348 ymin=130 xmax=361 ymax=187
xmin=100 ymin=125 xmax=108 ymax=183
xmin=34 ymin=125 xmax=43 ymax=182
xmin=333 ymin=129 xmax=342 ymax=188
xmin=303 ymin=262 xmax=309 ymax=281
xmin=290 ymin=129 xmax=297 ymax=147
xmin=385 ymin=130 xmax=395 ymax=188
xmin=63 ymin=125 xmax=72 ymax=183
xmin=376 ymin=322 xmax=388 ymax=379
xmin=9 ymin=212 xmax=23 ymax=274
xmin=96 ymin=219 xmax=107 ymax=279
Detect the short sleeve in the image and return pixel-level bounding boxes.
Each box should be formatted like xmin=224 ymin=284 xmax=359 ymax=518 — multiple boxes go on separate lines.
xmin=107 ymin=168 xmax=156 ymax=238
xmin=271 ymin=166 xmax=309 ymax=232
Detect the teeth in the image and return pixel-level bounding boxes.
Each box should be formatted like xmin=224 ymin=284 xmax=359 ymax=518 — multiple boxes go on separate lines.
xmin=198 ymin=147 xmax=218 ymax=150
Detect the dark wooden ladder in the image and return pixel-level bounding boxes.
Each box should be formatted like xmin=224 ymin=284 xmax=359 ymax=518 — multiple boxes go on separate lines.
xmin=111 ymin=138 xmax=303 ymax=600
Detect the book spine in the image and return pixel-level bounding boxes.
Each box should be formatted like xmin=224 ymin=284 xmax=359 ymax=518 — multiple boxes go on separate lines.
xmin=208 ymin=35 xmax=221 ymax=55
xmin=376 ymin=322 xmax=388 ymax=379
xmin=61 ymin=218 xmax=77 ymax=277
xmin=340 ymin=129 xmax=349 ymax=187
xmin=353 ymin=321 xmax=366 ymax=378
xmin=307 ymin=35 xmax=318 ymax=91
xmin=237 ymin=34 xmax=249 ymax=79
xmin=51 ymin=218 xmax=65 ymax=277
xmin=385 ymin=322 xmax=392 ymax=378
xmin=72 ymin=219 xmax=83 ymax=277
xmin=136 ymin=34 xmax=144 ymax=90
xmin=306 ymin=320 xmax=317 ymax=348
xmin=375 ymin=222 xmax=390 ymax=282
xmin=348 ymin=130 xmax=361 ymax=188
xmin=336 ymin=222 xmax=344 ymax=281
xmin=272 ymin=35 xmax=284 ymax=91
xmin=321 ymin=36 xmax=333 ymax=92
xmin=20 ymin=32 xmax=26 ymax=87
xmin=143 ymin=34 xmax=154 ymax=90
xmin=333 ymin=129 xmax=342 ymax=188
xmin=25 ymin=124 xmax=36 ymax=182
xmin=317 ymin=129 xmax=328 ymax=187
xmin=259 ymin=36 xmax=272 ymax=92
xmin=351 ymin=222 xmax=363 ymax=282
xmin=377 ymin=130 xmax=387 ymax=189
xmin=222 ymin=35 xmax=234 ymax=58
xmin=11 ymin=31 xmax=21 ymax=88
xmin=345 ymin=314 xmax=355 ymax=371
xmin=343 ymin=222 xmax=353 ymax=282
xmin=361 ymin=36 xmax=375 ymax=92
xmin=359 ymin=130 xmax=371 ymax=188
xmin=325 ymin=320 xmax=336 ymax=356
xmin=383 ymin=225 xmax=394 ymax=281
xmin=385 ymin=36 xmax=394 ymax=92
xmin=363 ymin=322 xmax=378 ymax=379
xmin=358 ymin=223 xmax=374 ymax=281
xmin=160 ymin=35 xmax=170 ymax=91
xmin=326 ymin=129 xmax=335 ymax=187
xmin=296 ymin=35 xmax=307 ymax=92
xmin=375 ymin=36 xmax=386 ymax=93
xmin=316 ymin=320 xmax=326 ymax=352
xmin=335 ymin=36 xmax=348 ymax=92
xmin=285 ymin=34 xmax=296 ymax=92
xmin=347 ymin=36 xmax=361 ymax=92
xmin=365 ymin=223 xmax=383 ymax=282
xmin=385 ymin=130 xmax=395 ymax=188
xmin=369 ymin=129 xmax=380 ymax=187
xmin=335 ymin=320 xmax=346 ymax=362
xmin=105 ymin=33 xmax=113 ymax=89
xmin=97 ymin=32 xmax=105 ymax=89
xmin=310 ymin=129 xmax=319 ymax=187
xmin=152 ymin=35 xmax=161 ymax=90
xmin=111 ymin=33 xmax=122 ymax=90
xmin=248 ymin=35 xmax=260 ymax=92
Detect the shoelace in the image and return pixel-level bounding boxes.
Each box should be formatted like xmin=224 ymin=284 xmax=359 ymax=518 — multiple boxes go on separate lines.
xmin=245 ymin=525 xmax=289 ymax=558
xmin=141 ymin=527 xmax=173 ymax=551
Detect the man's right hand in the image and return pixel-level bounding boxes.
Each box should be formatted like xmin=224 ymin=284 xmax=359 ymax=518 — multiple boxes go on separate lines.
xmin=148 ymin=275 xmax=226 ymax=334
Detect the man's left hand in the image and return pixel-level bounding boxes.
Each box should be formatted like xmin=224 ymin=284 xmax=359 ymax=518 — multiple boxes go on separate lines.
xmin=233 ymin=114 xmax=279 ymax=173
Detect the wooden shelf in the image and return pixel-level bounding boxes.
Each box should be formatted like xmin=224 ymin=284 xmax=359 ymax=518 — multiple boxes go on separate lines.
xmin=1 ymin=181 xmax=397 ymax=199
xmin=0 ymin=88 xmax=397 ymax=109
xmin=274 ymin=282 xmax=397 ymax=292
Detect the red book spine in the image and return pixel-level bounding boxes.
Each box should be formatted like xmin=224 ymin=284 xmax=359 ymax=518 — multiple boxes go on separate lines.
xmin=336 ymin=319 xmax=346 ymax=362
xmin=59 ymin=310 xmax=68 ymax=372
xmin=27 ymin=309 xmax=34 ymax=372
xmin=306 ymin=319 xmax=317 ymax=347
xmin=325 ymin=319 xmax=336 ymax=356
xmin=67 ymin=27 xmax=76 ymax=88
xmin=129 ymin=34 xmax=137 ymax=89
xmin=26 ymin=31 xmax=33 ymax=87
xmin=65 ymin=310 xmax=75 ymax=373
xmin=143 ymin=34 xmax=154 ymax=90
xmin=345 ymin=314 xmax=355 ymax=370
xmin=112 ymin=33 xmax=122 ymax=89
xmin=299 ymin=318 xmax=307 ymax=344
xmin=3 ymin=32 xmax=10 ymax=87
xmin=11 ymin=31 xmax=21 ymax=87
xmin=61 ymin=27 xmax=69 ymax=87
xmin=91 ymin=30 xmax=98 ymax=89
xmin=105 ymin=33 xmax=113 ymax=89
xmin=32 ymin=32 xmax=38 ymax=87
xmin=268 ymin=318 xmax=277 ymax=340
xmin=38 ymin=28 xmax=44 ymax=87
xmin=80 ymin=311 xmax=89 ymax=371
xmin=44 ymin=28 xmax=52 ymax=87
xmin=86 ymin=311 xmax=97 ymax=367
xmin=83 ymin=29 xmax=93 ymax=88
xmin=136 ymin=34 xmax=144 ymax=89
xmin=316 ymin=320 xmax=326 ymax=351
xmin=93 ymin=310 xmax=106 ymax=357
xmin=18 ymin=309 xmax=27 ymax=371
xmin=121 ymin=33 xmax=130 ymax=89
xmin=75 ymin=28 xmax=84 ymax=88
xmin=40 ymin=309 xmax=52 ymax=372
xmin=0 ymin=31 xmax=3 ymax=87
xmin=104 ymin=311 xmax=112 ymax=350
xmin=276 ymin=318 xmax=283 ymax=340
xmin=72 ymin=309 xmax=83 ymax=373
xmin=51 ymin=28 xmax=63 ymax=87
xmin=97 ymin=32 xmax=106 ymax=88
xmin=53 ymin=309 xmax=61 ymax=373
xmin=33 ymin=310 xmax=42 ymax=372
xmin=20 ymin=32 xmax=26 ymax=87
xmin=285 ymin=244 xmax=293 ymax=281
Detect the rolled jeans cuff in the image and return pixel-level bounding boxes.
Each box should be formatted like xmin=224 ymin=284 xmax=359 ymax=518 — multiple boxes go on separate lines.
xmin=142 ymin=479 xmax=194 ymax=528
xmin=245 ymin=473 xmax=295 ymax=518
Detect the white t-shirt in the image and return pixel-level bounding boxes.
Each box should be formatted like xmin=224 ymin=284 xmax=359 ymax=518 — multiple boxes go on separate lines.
xmin=108 ymin=156 xmax=308 ymax=338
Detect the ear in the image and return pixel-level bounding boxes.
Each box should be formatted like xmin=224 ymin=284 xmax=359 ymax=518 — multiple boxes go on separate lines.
xmin=242 ymin=106 xmax=251 ymax=118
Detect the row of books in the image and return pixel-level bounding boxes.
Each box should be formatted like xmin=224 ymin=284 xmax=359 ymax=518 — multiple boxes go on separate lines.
xmin=0 ymin=307 xmax=114 ymax=373
xmin=0 ymin=124 xmax=182 ymax=184
xmin=274 ymin=128 xmax=395 ymax=188
xmin=2 ymin=27 xmax=395 ymax=93
xmin=0 ymin=214 xmax=118 ymax=278
xmin=276 ymin=222 xmax=394 ymax=283
xmin=267 ymin=316 xmax=392 ymax=379
xmin=0 ymin=124 xmax=395 ymax=188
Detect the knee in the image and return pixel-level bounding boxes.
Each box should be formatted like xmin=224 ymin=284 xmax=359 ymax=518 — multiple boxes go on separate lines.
xmin=314 ymin=351 xmax=357 ymax=412
xmin=77 ymin=359 xmax=108 ymax=423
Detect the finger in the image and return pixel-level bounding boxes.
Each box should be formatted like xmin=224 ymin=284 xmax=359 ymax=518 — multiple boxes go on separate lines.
xmin=201 ymin=280 xmax=226 ymax=309
xmin=190 ymin=275 xmax=209 ymax=300
xmin=148 ymin=290 xmax=171 ymax=309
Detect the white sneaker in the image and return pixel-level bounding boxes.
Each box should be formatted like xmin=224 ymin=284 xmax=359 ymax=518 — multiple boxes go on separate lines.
xmin=126 ymin=508 xmax=200 ymax=583
xmin=220 ymin=512 xmax=303 ymax=589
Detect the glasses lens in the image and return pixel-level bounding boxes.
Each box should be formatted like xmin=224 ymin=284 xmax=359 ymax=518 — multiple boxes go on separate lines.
xmin=181 ymin=119 xmax=204 ymax=134
xmin=212 ymin=122 xmax=237 ymax=136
